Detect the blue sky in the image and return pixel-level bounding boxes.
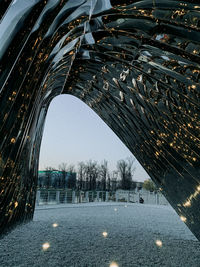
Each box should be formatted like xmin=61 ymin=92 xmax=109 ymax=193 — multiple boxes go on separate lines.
xmin=39 ymin=95 xmax=150 ymax=182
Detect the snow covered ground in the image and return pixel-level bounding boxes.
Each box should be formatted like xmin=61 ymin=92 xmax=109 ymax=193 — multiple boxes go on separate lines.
xmin=0 ymin=203 xmax=200 ymax=267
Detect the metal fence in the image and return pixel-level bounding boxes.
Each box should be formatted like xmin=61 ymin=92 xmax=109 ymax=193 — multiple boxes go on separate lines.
xmin=35 ymin=189 xmax=169 ymax=206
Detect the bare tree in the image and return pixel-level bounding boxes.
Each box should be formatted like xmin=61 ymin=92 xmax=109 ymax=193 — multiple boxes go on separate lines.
xmin=110 ymin=171 xmax=118 ymax=191
xmin=83 ymin=164 xmax=88 ymax=191
xmin=58 ymin=162 xmax=67 ymax=189
xmin=66 ymin=164 xmax=76 ymax=189
xmin=92 ymin=163 xmax=98 ymax=191
xmin=107 ymin=172 xmax=111 ymax=191
xmin=51 ymin=157 xmax=136 ymax=192
xmin=98 ymin=160 xmax=108 ymax=191
xmin=84 ymin=160 xmax=98 ymax=191
xmin=127 ymin=157 xmax=136 ymax=190
xmin=77 ymin=162 xmax=85 ymax=190
xmin=117 ymin=157 xmax=136 ymax=190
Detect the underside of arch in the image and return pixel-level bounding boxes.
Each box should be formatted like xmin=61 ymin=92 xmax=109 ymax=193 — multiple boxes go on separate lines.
xmin=0 ymin=0 xmax=200 ymax=240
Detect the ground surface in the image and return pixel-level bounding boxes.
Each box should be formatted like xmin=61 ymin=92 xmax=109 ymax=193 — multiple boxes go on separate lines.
xmin=0 ymin=203 xmax=200 ymax=267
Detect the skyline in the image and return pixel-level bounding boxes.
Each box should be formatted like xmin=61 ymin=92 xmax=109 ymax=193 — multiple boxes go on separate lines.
xmin=39 ymin=95 xmax=150 ymax=182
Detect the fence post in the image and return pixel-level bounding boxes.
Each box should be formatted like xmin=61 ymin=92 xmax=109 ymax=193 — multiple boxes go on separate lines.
xmin=65 ymin=191 xmax=67 ymax=203
xmin=36 ymin=190 xmax=40 ymax=206
xmin=86 ymin=191 xmax=89 ymax=202
xmin=127 ymin=191 xmax=130 ymax=202
xmin=106 ymin=191 xmax=109 ymax=202
xmin=100 ymin=192 xmax=102 ymax=202
xmin=56 ymin=190 xmax=60 ymax=204
xmin=79 ymin=191 xmax=82 ymax=203
xmin=72 ymin=191 xmax=75 ymax=203
xmin=97 ymin=191 xmax=100 ymax=202
xmin=116 ymin=191 xmax=119 ymax=202
xmin=47 ymin=190 xmax=50 ymax=204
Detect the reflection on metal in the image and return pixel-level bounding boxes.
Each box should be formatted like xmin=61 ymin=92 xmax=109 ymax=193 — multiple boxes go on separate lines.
xmin=0 ymin=0 xmax=200 ymax=240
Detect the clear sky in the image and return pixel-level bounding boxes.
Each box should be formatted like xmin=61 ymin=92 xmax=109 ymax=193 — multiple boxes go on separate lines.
xmin=39 ymin=95 xmax=150 ymax=182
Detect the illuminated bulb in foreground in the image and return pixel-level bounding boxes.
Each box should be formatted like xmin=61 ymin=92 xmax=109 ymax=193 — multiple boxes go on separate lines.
xmin=114 ymin=208 xmax=117 ymax=211
xmin=125 ymin=205 xmax=127 ymax=208
xmin=102 ymin=231 xmax=108 ymax=237
xmin=183 ymin=200 xmax=191 ymax=207
xmin=155 ymin=239 xmax=163 ymax=247
xmin=42 ymin=242 xmax=50 ymax=251
xmin=110 ymin=261 xmax=119 ymax=267
xmin=52 ymin=223 xmax=58 ymax=228
xmin=180 ymin=215 xmax=187 ymax=222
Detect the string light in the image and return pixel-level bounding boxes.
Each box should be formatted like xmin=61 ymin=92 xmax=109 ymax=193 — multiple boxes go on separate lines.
xmin=180 ymin=216 xmax=187 ymax=222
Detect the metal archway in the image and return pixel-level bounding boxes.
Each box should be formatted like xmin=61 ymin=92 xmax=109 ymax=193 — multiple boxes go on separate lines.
xmin=0 ymin=0 xmax=200 ymax=240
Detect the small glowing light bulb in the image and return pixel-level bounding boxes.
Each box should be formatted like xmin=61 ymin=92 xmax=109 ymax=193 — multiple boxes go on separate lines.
xmin=124 ymin=205 xmax=127 ymax=208
xmin=102 ymin=231 xmax=108 ymax=237
xmin=110 ymin=262 xmax=119 ymax=267
xmin=114 ymin=208 xmax=117 ymax=211
xmin=183 ymin=201 xmax=191 ymax=207
xmin=155 ymin=239 xmax=162 ymax=247
xmin=42 ymin=242 xmax=50 ymax=251
xmin=52 ymin=223 xmax=58 ymax=228
xmin=180 ymin=215 xmax=187 ymax=222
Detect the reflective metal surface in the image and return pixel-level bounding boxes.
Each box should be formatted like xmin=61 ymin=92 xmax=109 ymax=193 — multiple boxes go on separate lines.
xmin=0 ymin=0 xmax=200 ymax=240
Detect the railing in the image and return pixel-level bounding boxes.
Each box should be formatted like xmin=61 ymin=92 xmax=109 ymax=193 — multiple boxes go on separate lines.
xmin=35 ymin=189 xmax=169 ymax=206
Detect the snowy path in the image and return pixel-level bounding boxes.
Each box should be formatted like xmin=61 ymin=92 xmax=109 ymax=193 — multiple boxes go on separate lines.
xmin=0 ymin=203 xmax=200 ymax=267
